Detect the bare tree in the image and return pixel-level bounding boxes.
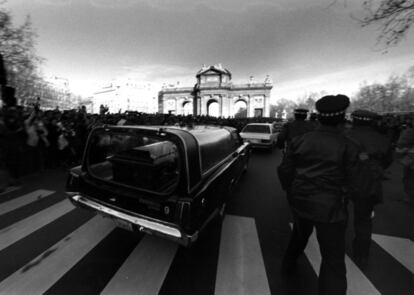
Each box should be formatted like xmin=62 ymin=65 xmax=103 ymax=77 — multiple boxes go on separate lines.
xmin=0 ymin=4 xmax=83 ymax=109
xmin=360 ymin=0 xmax=414 ymax=46
xmin=0 ymin=7 xmax=44 ymax=103
xmin=352 ymin=69 xmax=414 ymax=113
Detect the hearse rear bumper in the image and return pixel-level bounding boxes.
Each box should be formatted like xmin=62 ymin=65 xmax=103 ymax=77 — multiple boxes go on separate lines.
xmin=68 ymin=193 xmax=198 ymax=247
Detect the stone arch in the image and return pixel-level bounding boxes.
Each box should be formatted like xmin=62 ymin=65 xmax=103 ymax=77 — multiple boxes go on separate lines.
xmin=164 ymin=97 xmax=177 ymax=114
xmin=233 ymin=99 xmax=248 ymax=118
xmin=207 ymin=99 xmax=220 ymax=117
xmin=182 ymin=100 xmax=193 ymax=115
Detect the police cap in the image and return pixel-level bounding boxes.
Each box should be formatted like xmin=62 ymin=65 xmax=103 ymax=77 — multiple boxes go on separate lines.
xmin=351 ymin=109 xmax=378 ymax=121
xmin=294 ymin=108 xmax=309 ymax=114
xmin=315 ymin=94 xmax=350 ymax=117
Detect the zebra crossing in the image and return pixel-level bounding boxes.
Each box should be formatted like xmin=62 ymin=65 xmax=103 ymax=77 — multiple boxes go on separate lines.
xmin=0 ymin=188 xmax=412 ymax=295
xmin=289 ymin=223 xmax=380 ymax=295
xmin=0 ymin=216 xmax=115 ymax=295
xmin=0 ymin=189 xmax=54 ymax=216
xmin=101 ymin=235 xmax=178 ymax=295
xmin=215 ymin=215 xmax=271 ymax=295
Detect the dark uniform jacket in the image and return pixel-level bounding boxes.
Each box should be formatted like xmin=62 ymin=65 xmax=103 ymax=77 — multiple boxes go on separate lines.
xmin=278 ymin=125 xmax=360 ymax=223
xmin=346 ymin=126 xmax=393 ymax=204
xmin=276 ymin=120 xmax=315 ymax=150
xmin=397 ymin=127 xmax=414 ymax=148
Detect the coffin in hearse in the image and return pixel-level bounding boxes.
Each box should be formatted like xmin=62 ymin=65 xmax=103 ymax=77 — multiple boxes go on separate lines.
xmin=66 ymin=125 xmax=250 ymax=246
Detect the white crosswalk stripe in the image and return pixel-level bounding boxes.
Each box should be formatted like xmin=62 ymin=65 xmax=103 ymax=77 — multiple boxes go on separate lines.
xmin=372 ymin=233 xmax=414 ymax=274
xmin=0 ymin=189 xmax=55 ymax=216
xmin=0 ymin=215 xmax=115 ymax=295
xmin=0 ymin=186 xmax=20 ymax=196
xmin=0 ymin=192 xmax=411 ymax=295
xmin=289 ymin=223 xmax=380 ymax=295
xmin=101 ymin=235 xmax=178 ymax=295
xmin=215 ymin=215 xmax=271 ymax=295
xmin=0 ymin=199 xmax=75 ymax=252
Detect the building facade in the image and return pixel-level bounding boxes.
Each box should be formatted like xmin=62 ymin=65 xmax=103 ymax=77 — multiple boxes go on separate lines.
xmin=92 ymin=78 xmax=158 ymax=114
xmin=37 ymin=76 xmax=76 ymax=110
xmin=158 ymin=64 xmax=273 ymax=117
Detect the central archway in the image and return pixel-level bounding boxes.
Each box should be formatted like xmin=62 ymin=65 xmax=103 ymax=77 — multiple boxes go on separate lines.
xmin=233 ymin=99 xmax=247 ymax=118
xmin=182 ymin=101 xmax=193 ymax=115
xmin=207 ymin=100 xmax=219 ymax=117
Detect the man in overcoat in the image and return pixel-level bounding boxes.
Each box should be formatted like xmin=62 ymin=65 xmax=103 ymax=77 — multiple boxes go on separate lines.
xmin=276 ymin=108 xmax=315 ymax=152
xmin=346 ymin=110 xmax=393 ymax=269
xmin=279 ymin=95 xmax=360 ymax=295
xmin=396 ymin=123 xmax=414 ymax=204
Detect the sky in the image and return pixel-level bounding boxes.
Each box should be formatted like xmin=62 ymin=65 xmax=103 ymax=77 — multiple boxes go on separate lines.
xmin=3 ymin=0 xmax=414 ymax=103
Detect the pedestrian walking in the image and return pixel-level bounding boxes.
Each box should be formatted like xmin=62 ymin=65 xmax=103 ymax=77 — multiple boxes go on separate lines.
xmin=346 ymin=110 xmax=393 ymax=269
xmin=278 ymin=95 xmax=360 ymax=295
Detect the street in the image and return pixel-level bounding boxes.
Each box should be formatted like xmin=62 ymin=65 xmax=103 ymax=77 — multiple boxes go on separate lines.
xmin=0 ymin=150 xmax=412 ymax=295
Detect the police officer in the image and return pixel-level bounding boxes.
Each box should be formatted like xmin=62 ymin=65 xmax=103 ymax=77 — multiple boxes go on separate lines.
xmin=276 ymin=108 xmax=315 ymax=151
xmin=346 ymin=110 xmax=393 ymax=269
xmin=396 ymin=123 xmax=414 ymax=205
xmin=279 ymin=95 xmax=360 ymax=295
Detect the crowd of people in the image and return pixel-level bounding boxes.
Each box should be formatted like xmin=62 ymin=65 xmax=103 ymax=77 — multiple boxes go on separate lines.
xmin=0 ymin=104 xmax=281 ymax=190
xmin=0 ymin=103 xmax=413 ymax=192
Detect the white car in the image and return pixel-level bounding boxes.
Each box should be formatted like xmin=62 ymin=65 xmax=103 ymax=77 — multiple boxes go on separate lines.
xmin=239 ymin=123 xmax=279 ymax=150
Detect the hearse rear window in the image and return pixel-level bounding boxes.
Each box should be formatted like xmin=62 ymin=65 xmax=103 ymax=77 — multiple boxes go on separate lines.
xmin=87 ymin=129 xmax=180 ymax=194
xmin=242 ymin=125 xmax=270 ymax=133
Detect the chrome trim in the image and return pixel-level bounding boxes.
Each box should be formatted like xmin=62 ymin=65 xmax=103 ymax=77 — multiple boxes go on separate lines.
xmin=70 ymin=171 xmax=80 ymax=178
xmin=236 ymin=142 xmax=249 ymax=153
xmin=195 ymin=142 xmax=248 ymax=198
xmin=201 ymin=142 xmax=248 ymax=178
xmin=195 ymin=156 xmax=238 ymax=198
xmin=202 ymin=208 xmax=220 ymax=229
xmin=66 ymin=191 xmax=79 ymax=196
xmin=201 ymin=152 xmax=234 ymax=177
xmin=71 ymin=195 xmax=182 ymax=238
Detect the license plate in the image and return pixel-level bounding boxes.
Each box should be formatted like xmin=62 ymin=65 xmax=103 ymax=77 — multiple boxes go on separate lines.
xmin=113 ymin=218 xmax=133 ymax=231
xmin=250 ymin=139 xmax=260 ymax=143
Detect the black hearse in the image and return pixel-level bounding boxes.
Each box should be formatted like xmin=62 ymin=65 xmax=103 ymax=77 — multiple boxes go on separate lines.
xmin=66 ymin=125 xmax=250 ymax=246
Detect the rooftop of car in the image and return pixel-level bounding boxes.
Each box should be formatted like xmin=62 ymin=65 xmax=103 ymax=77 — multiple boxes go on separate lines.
xmin=102 ymin=124 xmax=234 ymax=131
xmin=243 ymin=123 xmax=273 ymax=126
xmin=100 ymin=125 xmax=237 ymax=141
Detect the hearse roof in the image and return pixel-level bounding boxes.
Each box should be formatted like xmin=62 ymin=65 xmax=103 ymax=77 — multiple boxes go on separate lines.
xmin=101 ymin=124 xmax=236 ymax=145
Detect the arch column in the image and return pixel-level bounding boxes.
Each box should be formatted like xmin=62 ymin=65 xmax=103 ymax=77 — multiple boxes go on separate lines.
xmin=227 ymin=96 xmax=233 ymax=118
xmin=247 ymin=95 xmax=253 ymax=117
xmin=230 ymin=97 xmax=238 ymax=117
xmin=263 ymin=95 xmax=270 ymax=117
xmin=221 ymin=95 xmax=230 ymax=117
xmin=219 ymin=95 xmax=223 ymax=117
xmin=194 ymin=96 xmax=200 ymax=115
xmin=177 ymin=97 xmax=183 ymax=115
xmin=201 ymin=96 xmax=208 ymax=115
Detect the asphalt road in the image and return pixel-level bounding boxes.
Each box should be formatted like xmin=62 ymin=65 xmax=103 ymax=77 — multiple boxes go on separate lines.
xmin=0 ymin=149 xmax=412 ymax=295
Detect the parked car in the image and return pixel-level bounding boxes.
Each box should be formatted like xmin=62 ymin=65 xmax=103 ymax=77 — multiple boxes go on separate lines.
xmin=239 ymin=123 xmax=278 ymax=149
xmin=66 ymin=125 xmax=250 ymax=246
